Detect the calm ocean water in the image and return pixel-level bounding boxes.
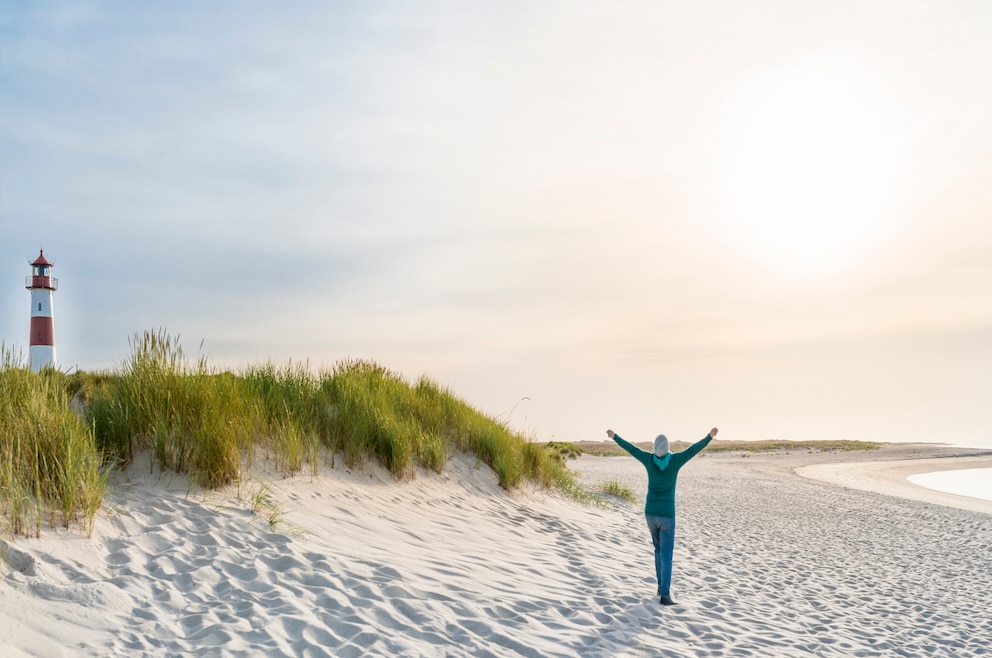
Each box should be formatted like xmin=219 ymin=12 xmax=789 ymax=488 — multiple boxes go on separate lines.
xmin=908 ymin=468 xmax=992 ymax=503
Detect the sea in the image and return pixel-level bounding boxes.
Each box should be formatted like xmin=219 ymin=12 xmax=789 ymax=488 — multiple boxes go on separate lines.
xmin=908 ymin=468 xmax=992 ymax=504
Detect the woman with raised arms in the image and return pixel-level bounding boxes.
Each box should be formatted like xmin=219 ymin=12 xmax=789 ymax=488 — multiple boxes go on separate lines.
xmin=606 ymin=427 xmax=718 ymax=606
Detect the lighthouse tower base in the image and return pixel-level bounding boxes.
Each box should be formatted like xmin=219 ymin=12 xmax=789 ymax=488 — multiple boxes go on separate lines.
xmin=29 ymin=345 xmax=56 ymax=372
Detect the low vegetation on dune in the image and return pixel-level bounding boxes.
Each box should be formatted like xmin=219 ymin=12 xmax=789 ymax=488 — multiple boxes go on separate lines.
xmin=1 ymin=330 xmax=574 ymax=538
xmin=706 ymin=439 xmax=880 ymax=452
xmin=574 ymin=438 xmax=881 ymax=456
xmin=544 ymin=441 xmax=584 ymax=461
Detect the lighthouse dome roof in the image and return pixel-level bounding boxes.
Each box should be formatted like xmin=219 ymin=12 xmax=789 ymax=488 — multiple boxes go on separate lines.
xmin=31 ymin=250 xmax=52 ymax=267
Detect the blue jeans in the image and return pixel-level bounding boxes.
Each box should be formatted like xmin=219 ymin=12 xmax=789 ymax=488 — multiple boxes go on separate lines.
xmin=646 ymin=516 xmax=675 ymax=597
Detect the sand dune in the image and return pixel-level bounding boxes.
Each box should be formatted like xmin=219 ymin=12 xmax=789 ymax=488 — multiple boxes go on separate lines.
xmin=2 ymin=444 xmax=990 ymax=656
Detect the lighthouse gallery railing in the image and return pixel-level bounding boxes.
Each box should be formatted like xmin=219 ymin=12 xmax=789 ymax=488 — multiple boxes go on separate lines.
xmin=26 ymin=276 xmax=59 ymax=290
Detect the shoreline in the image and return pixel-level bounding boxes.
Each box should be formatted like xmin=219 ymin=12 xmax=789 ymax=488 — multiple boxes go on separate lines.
xmin=794 ymin=447 xmax=992 ymax=515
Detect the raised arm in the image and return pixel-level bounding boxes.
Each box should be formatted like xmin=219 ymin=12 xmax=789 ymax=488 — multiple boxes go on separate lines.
xmin=681 ymin=427 xmax=718 ymax=461
xmin=606 ymin=429 xmax=649 ymax=461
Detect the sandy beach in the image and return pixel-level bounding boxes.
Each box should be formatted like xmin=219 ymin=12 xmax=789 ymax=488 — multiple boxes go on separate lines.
xmin=2 ymin=443 xmax=991 ymax=657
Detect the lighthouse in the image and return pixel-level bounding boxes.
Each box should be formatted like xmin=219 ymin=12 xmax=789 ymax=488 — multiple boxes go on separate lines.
xmin=26 ymin=250 xmax=58 ymax=372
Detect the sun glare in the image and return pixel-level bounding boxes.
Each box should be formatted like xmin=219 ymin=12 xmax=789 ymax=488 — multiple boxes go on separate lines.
xmin=721 ymin=60 xmax=901 ymax=278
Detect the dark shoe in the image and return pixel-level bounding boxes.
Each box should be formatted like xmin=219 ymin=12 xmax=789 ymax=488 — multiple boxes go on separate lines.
xmin=659 ymin=595 xmax=677 ymax=606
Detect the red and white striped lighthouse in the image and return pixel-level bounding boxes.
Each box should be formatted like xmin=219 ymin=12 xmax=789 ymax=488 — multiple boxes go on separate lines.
xmin=26 ymin=249 xmax=58 ymax=372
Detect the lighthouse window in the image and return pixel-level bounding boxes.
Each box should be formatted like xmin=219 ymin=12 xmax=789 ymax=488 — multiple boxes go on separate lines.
xmin=38 ymin=303 xmax=42 ymax=311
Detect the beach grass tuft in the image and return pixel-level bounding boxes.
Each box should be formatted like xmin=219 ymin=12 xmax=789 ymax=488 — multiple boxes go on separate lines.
xmin=247 ymin=482 xmax=286 ymax=528
xmin=599 ymin=479 xmax=639 ymax=503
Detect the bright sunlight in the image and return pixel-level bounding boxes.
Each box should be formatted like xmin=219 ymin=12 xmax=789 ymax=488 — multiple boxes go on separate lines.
xmin=721 ymin=59 xmax=901 ymax=277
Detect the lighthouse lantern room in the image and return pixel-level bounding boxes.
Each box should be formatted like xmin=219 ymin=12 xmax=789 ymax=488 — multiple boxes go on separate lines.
xmin=26 ymin=249 xmax=58 ymax=372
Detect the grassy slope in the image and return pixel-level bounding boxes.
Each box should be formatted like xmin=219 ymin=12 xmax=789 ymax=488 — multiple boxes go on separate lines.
xmin=3 ymin=331 xmax=572 ymax=538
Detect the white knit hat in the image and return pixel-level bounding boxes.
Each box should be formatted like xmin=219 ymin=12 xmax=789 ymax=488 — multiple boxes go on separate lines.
xmin=654 ymin=434 xmax=670 ymax=457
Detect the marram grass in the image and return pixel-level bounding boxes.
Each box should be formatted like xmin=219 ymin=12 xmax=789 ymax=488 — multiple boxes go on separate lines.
xmin=0 ymin=344 xmax=108 ymax=538
xmin=2 ymin=330 xmax=577 ymax=536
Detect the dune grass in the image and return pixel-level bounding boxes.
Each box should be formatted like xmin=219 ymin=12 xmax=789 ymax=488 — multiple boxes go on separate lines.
xmin=2 ymin=329 xmax=579 ymax=536
xmin=0 ymin=345 xmax=108 ymax=538
xmin=86 ymin=331 xmax=251 ymax=489
xmin=82 ymin=330 xmax=572 ymax=489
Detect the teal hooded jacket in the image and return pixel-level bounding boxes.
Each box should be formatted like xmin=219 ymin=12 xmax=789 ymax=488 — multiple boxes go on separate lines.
xmin=612 ymin=433 xmax=712 ymax=518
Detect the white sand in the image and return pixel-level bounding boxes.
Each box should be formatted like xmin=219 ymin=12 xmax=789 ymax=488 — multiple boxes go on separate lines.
xmin=2 ymin=444 xmax=991 ymax=657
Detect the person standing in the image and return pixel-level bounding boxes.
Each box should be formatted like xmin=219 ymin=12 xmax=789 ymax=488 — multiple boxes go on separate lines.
xmin=606 ymin=427 xmax=717 ymax=606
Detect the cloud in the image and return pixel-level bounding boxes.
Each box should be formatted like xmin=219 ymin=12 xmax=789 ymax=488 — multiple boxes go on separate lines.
xmin=2 ymin=1 xmax=991 ymax=445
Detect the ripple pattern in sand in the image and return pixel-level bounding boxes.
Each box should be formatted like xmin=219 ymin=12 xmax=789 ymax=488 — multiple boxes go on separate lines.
xmin=4 ymin=451 xmax=990 ymax=657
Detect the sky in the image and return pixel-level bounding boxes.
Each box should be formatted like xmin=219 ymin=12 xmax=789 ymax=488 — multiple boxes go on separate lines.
xmin=2 ymin=1 xmax=991 ymax=448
